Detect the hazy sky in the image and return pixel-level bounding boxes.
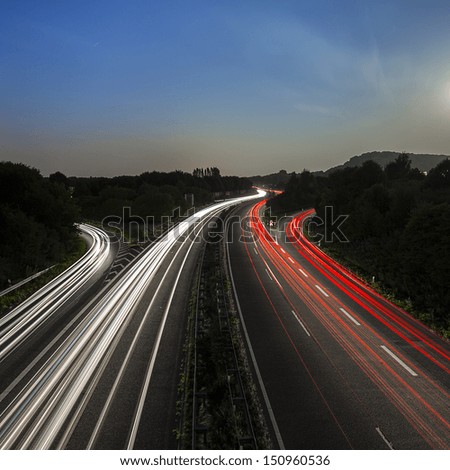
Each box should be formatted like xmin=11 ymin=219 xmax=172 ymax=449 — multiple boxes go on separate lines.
xmin=1 ymin=0 xmax=449 ymax=176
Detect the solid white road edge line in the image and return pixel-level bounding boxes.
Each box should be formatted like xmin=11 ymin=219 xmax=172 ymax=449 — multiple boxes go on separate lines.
xmin=375 ymin=426 xmax=394 ymax=449
xmin=226 ymin=217 xmax=285 ymax=450
xmin=291 ymin=311 xmax=311 ymax=337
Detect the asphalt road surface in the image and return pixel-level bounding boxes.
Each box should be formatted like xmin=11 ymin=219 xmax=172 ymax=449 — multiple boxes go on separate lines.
xmin=0 ymin=193 xmax=263 ymax=449
xmin=226 ymin=200 xmax=449 ymax=450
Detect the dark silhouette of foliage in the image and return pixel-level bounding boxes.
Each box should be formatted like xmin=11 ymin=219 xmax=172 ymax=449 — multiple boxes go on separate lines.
xmin=0 ymin=162 xmax=79 ymax=288
xmin=425 ymin=159 xmax=450 ymax=190
xmin=70 ymin=168 xmax=252 ymax=220
xmin=1 ymin=163 xmax=252 ymax=288
xmin=385 ymin=152 xmax=412 ymax=180
xmin=268 ymin=154 xmax=450 ymax=332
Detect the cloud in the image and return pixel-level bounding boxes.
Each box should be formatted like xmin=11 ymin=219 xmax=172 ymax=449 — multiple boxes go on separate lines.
xmin=235 ymin=11 xmax=414 ymax=114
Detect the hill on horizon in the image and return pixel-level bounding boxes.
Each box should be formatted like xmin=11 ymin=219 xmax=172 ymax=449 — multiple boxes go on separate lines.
xmin=250 ymin=151 xmax=449 ymax=187
xmin=323 ymin=150 xmax=449 ymax=175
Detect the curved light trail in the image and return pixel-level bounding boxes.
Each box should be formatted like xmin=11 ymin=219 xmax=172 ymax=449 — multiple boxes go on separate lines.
xmin=0 ymin=191 xmax=264 ymax=449
xmin=287 ymin=210 xmax=450 ymax=372
xmin=243 ymin=200 xmax=449 ymax=449
xmin=0 ymin=224 xmax=110 ymax=363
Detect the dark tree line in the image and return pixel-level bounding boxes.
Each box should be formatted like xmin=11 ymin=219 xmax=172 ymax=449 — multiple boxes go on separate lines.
xmin=67 ymin=168 xmax=252 ymax=220
xmin=0 ymin=162 xmax=79 ymax=288
xmin=250 ymin=169 xmax=291 ymax=189
xmin=0 ymin=163 xmax=253 ymax=288
xmin=268 ymin=154 xmax=450 ymax=333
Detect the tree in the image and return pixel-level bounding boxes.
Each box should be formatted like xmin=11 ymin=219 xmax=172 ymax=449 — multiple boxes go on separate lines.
xmin=357 ymin=160 xmax=384 ymax=188
xmin=0 ymin=162 xmax=78 ymax=287
xmin=399 ymin=203 xmax=450 ymax=327
xmin=49 ymin=171 xmax=69 ymax=187
xmin=425 ymin=159 xmax=450 ymax=189
xmin=385 ymin=152 xmax=412 ymax=180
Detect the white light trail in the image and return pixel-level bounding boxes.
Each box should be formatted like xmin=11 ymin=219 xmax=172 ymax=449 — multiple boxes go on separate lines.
xmin=0 ymin=190 xmax=264 ymax=449
xmin=0 ymin=224 xmax=110 ymax=362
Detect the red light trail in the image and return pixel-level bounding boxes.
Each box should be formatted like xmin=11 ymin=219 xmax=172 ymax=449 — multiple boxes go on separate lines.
xmin=242 ymin=200 xmax=450 ymax=449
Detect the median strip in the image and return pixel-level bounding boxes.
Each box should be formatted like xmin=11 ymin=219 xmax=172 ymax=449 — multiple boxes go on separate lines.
xmin=178 ymin=210 xmax=272 ymax=450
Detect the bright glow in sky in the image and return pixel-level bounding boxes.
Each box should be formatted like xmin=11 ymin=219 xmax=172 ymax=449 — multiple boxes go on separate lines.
xmin=1 ymin=0 xmax=449 ymax=176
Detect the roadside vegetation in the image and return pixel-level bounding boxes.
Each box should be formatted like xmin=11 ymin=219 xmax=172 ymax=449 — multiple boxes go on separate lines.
xmin=268 ymin=154 xmax=450 ymax=337
xmin=0 ymin=162 xmax=80 ymax=290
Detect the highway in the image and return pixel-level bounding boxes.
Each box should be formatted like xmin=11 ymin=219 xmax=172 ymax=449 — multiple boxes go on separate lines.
xmin=227 ymin=200 xmax=450 ymax=449
xmin=0 ymin=192 xmax=264 ymax=449
xmin=0 ymin=224 xmax=112 ymax=364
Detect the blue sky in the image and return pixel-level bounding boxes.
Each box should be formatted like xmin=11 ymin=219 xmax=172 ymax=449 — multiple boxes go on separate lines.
xmin=1 ymin=0 xmax=449 ymax=176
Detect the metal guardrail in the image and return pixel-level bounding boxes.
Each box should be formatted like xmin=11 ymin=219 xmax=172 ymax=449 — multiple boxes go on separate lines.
xmin=0 ymin=266 xmax=55 ymax=298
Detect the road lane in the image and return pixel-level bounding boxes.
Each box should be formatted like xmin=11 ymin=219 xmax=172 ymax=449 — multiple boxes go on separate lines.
xmin=77 ymin=210 xmax=217 ymax=449
xmin=0 ymin=192 xmax=263 ymax=449
xmin=0 ymin=224 xmax=115 ymax=405
xmin=261 ymin=202 xmax=449 ymax=448
xmin=228 ymin=203 xmax=378 ymax=449
xmin=286 ymin=210 xmax=449 ymax=380
xmin=227 ymin=200 xmax=450 ymax=449
xmin=0 ymin=224 xmax=111 ymax=363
